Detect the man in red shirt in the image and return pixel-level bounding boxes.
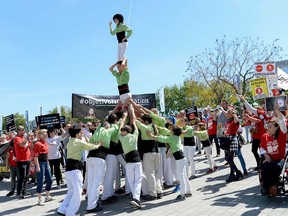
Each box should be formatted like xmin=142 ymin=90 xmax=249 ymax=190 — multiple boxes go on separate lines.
xmin=14 ymin=125 xmax=31 ymax=199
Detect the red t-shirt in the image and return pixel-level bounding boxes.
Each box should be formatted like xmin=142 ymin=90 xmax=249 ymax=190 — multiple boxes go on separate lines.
xmin=224 ymin=119 xmax=239 ymax=136
xmin=251 ymin=115 xmax=266 ymax=140
xmin=207 ymin=117 xmax=217 ymax=135
xmin=33 ymin=140 xmax=49 ymax=157
xmin=8 ymin=147 xmax=17 ymax=167
xmin=14 ymin=136 xmax=31 ymax=162
xmin=271 ymin=89 xmax=280 ymax=96
xmin=260 ymin=131 xmax=286 ymax=161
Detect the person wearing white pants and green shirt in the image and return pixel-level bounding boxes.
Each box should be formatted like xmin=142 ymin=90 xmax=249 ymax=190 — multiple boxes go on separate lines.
xmin=118 ymin=110 xmax=143 ymax=208
xmin=57 ymin=127 xmax=102 ymax=216
xmin=148 ymin=125 xmax=192 ymax=200
xmin=182 ymin=118 xmax=197 ymax=179
xmin=86 ymin=125 xmax=117 ymax=213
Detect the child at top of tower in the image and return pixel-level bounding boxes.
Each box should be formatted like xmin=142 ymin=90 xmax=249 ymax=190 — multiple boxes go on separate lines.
xmin=109 ymin=13 xmax=132 ymax=61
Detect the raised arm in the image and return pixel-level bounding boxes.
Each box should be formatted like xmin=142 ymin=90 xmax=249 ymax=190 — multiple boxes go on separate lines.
xmin=274 ymin=103 xmax=287 ymax=134
xmin=109 ymin=62 xmax=118 ymax=72
xmin=238 ymin=94 xmax=257 ymax=115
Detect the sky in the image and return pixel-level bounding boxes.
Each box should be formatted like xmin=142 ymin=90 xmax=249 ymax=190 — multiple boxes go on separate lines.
xmin=1 ymin=0 xmax=288 ymax=120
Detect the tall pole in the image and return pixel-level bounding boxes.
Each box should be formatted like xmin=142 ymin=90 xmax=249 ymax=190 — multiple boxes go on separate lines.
xmin=40 ymin=106 xmax=42 ymax=116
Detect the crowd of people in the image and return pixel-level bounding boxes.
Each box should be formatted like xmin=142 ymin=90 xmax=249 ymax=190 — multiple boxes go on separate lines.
xmin=1 ymin=94 xmax=287 ymax=215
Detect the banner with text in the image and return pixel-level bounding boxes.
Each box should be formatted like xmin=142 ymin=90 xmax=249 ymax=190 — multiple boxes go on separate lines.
xmin=72 ymin=93 xmax=156 ymax=119
xmin=250 ymin=77 xmax=269 ymax=100
xmin=36 ymin=113 xmax=61 ymax=130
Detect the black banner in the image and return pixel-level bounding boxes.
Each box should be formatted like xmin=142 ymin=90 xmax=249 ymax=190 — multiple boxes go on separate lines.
xmin=72 ymin=93 xmax=156 ymax=119
xmin=36 ymin=113 xmax=61 ymax=130
xmin=5 ymin=114 xmax=16 ymax=132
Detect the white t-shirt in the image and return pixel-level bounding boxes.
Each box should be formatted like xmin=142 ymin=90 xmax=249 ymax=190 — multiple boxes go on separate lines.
xmin=46 ymin=136 xmax=62 ymax=160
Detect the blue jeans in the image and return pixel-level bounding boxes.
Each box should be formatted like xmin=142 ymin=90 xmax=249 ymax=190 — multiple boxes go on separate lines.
xmin=36 ymin=161 xmax=52 ymax=193
xmin=237 ymin=149 xmax=247 ymax=172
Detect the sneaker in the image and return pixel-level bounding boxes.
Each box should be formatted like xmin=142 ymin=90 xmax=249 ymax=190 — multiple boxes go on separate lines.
xmin=206 ymin=169 xmax=214 ymax=174
xmin=143 ymin=195 xmax=157 ymax=201
xmin=185 ymin=192 xmax=192 ymax=198
xmin=197 ymin=151 xmax=202 ymax=155
xmin=175 ymin=194 xmax=186 ymax=201
xmin=57 ymin=212 xmax=65 ymax=216
xmin=87 ymin=203 xmax=103 ymax=213
xmin=45 ymin=196 xmax=56 ymax=202
xmin=213 ymin=166 xmax=219 ymax=172
xmin=189 ymin=175 xmax=197 ymax=180
xmin=57 ymin=185 xmax=61 ymax=189
xmin=163 ymin=183 xmax=174 ymax=189
xmin=253 ymin=167 xmax=259 ymax=171
xmin=172 ymin=185 xmax=180 ymax=193
xmin=216 ymin=154 xmax=220 ymax=157
xmin=115 ymin=187 xmax=125 ymax=194
xmin=157 ymin=193 xmax=163 ymax=199
xmin=130 ymin=199 xmax=142 ymax=209
xmin=6 ymin=191 xmax=14 ymax=196
xmin=244 ymin=170 xmax=248 ymax=175
xmin=17 ymin=195 xmax=24 ymax=199
xmin=124 ymin=192 xmax=132 ymax=198
xmin=38 ymin=199 xmax=45 ymax=206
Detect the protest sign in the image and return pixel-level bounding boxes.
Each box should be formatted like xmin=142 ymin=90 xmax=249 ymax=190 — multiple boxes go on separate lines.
xmin=36 ymin=113 xmax=61 ymax=130
xmin=5 ymin=114 xmax=16 ymax=132
xmin=265 ymin=96 xmax=287 ymax=111
xmin=250 ymin=78 xmax=269 ymax=100
xmin=254 ymin=62 xmax=276 ymax=75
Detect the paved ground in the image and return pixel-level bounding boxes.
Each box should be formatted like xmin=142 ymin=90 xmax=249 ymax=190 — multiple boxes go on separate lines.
xmin=1 ymin=142 xmax=288 ymax=216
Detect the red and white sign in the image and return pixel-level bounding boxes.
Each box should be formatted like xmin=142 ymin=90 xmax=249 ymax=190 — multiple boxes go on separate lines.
xmin=254 ymin=62 xmax=276 ymax=75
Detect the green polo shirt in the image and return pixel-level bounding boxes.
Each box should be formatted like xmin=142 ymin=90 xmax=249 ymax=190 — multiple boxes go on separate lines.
xmin=112 ymin=69 xmax=130 ymax=86
xmin=136 ymin=120 xmax=155 ymax=140
xmin=118 ymin=129 xmax=139 ymax=155
xmin=110 ymin=23 xmax=132 ymax=38
xmin=192 ymin=130 xmax=209 ymax=141
xmin=67 ymin=138 xmax=99 ymax=161
xmin=89 ymin=126 xmax=117 ymax=149
xmin=150 ymin=112 xmax=166 ymax=127
xmin=182 ymin=125 xmax=194 ymax=138
xmin=155 ymin=135 xmax=182 ymax=153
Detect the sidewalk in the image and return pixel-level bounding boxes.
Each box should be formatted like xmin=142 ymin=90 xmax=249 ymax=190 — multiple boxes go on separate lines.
xmin=1 ymin=143 xmax=288 ymax=216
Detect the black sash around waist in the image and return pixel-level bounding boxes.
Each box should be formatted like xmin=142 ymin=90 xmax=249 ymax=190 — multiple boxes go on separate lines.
xmin=173 ymin=150 xmax=185 ymax=160
xmin=66 ymin=159 xmax=83 ymax=171
xmin=141 ymin=139 xmax=159 ymax=154
xmin=118 ymin=84 xmax=130 ymax=95
xmin=87 ymin=146 xmax=109 ymax=160
xmin=184 ymin=137 xmax=196 ymax=146
xmin=201 ymin=139 xmax=211 ymax=147
xmin=125 ymin=150 xmax=141 ymax=163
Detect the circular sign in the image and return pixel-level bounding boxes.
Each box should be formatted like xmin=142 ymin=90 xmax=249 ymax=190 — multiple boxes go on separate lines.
xmin=255 ymin=87 xmax=263 ymax=94
xmin=266 ymin=64 xmax=274 ymax=72
xmin=255 ymin=65 xmax=263 ymax=72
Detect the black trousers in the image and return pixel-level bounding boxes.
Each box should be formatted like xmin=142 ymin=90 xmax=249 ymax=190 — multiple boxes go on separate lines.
xmin=49 ymin=158 xmax=62 ymax=185
xmin=252 ymin=139 xmax=261 ymax=168
xmin=225 ymin=151 xmax=239 ymax=176
xmin=261 ymin=160 xmax=282 ymax=194
xmin=209 ymin=134 xmax=220 ymax=155
xmin=16 ymin=161 xmax=30 ymax=195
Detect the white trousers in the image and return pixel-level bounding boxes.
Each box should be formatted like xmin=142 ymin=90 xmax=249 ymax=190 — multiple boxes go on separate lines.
xmin=116 ymin=154 xmax=131 ymax=193
xmin=101 ymin=154 xmax=118 ymax=200
xmin=118 ymin=42 xmax=128 ymax=61
xmin=142 ymin=153 xmax=162 ymax=196
xmin=158 ymin=147 xmax=173 ymax=185
xmin=183 ymin=146 xmax=196 ymax=176
xmin=196 ymin=136 xmax=201 ymax=151
xmin=86 ymin=157 xmax=106 ymax=210
xmin=126 ymin=162 xmax=143 ymax=201
xmin=204 ymin=146 xmax=216 ymax=169
xmin=174 ymin=158 xmax=191 ymax=195
xmin=58 ymin=170 xmax=83 ymax=216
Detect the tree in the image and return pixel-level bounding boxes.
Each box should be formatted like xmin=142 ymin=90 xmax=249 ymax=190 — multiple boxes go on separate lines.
xmin=186 ymin=36 xmax=283 ymax=98
xmin=1 ymin=113 xmax=26 ymax=132
xmin=48 ymin=106 xmax=72 ymax=123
